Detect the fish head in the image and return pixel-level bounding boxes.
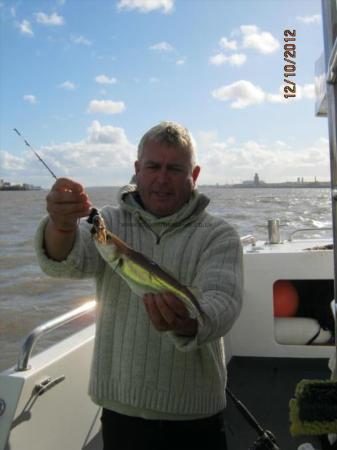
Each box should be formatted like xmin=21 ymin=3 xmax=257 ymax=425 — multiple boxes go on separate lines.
xmin=87 ymin=209 xmax=108 ymax=244
xmin=92 ymin=214 xmax=105 ymax=231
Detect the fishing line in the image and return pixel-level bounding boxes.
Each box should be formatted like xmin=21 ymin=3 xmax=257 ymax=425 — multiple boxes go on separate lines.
xmin=13 ymin=128 xmax=58 ymax=180
xmin=13 ymin=128 xmax=88 ymax=228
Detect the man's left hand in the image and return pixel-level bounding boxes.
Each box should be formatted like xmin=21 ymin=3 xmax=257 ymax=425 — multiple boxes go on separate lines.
xmin=143 ymin=292 xmax=198 ymax=337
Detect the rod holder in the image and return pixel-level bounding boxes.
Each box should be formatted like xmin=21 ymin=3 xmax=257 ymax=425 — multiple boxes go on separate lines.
xmin=268 ymin=219 xmax=281 ymax=244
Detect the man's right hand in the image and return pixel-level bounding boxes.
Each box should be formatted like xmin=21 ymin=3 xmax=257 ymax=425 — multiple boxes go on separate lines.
xmin=46 ymin=178 xmax=92 ymax=231
xmin=44 ymin=178 xmax=92 ymax=261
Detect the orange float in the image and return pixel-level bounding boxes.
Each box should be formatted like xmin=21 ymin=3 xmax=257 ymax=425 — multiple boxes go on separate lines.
xmin=273 ymin=280 xmax=299 ymax=317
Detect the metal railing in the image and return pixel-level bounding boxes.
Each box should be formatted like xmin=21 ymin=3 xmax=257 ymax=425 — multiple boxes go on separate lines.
xmin=287 ymin=227 xmax=332 ymax=242
xmin=16 ymin=300 xmax=96 ymax=372
xmin=327 ymin=35 xmax=337 ymax=83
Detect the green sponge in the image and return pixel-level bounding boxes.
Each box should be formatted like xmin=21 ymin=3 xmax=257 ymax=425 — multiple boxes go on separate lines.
xmin=289 ymin=379 xmax=337 ymax=436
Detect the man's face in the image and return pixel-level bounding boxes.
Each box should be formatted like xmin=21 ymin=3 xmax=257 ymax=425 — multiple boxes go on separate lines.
xmin=135 ymin=140 xmax=200 ymax=217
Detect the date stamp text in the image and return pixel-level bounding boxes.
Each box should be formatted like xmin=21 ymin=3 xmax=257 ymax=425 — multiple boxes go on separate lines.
xmin=283 ymin=29 xmax=296 ymax=98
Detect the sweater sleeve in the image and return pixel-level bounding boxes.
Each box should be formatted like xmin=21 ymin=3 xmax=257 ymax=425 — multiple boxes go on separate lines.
xmin=168 ymin=222 xmax=243 ymax=351
xmin=35 ymin=215 xmax=105 ymax=279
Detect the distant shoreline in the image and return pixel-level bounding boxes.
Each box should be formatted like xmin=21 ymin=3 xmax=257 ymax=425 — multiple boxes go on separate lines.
xmin=0 ymin=186 xmax=42 ymax=191
xmin=200 ymin=182 xmax=330 ymax=189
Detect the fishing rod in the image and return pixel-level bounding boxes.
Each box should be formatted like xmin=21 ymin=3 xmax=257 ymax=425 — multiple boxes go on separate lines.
xmin=13 ymin=128 xmax=58 ymax=180
xmin=226 ymin=387 xmax=280 ymax=450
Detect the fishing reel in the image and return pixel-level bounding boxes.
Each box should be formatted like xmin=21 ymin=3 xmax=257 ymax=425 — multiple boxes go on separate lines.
xmin=226 ymin=387 xmax=281 ymax=450
xmin=249 ymin=430 xmax=280 ymax=450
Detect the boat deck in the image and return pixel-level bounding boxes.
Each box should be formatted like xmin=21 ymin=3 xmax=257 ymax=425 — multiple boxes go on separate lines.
xmin=225 ymin=356 xmax=332 ymax=450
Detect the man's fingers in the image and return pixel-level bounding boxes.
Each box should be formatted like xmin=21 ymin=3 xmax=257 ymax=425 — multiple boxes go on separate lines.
xmin=52 ymin=177 xmax=84 ymax=193
xmin=143 ymin=294 xmax=172 ymax=331
xmin=143 ymin=293 xmax=192 ymax=332
xmin=155 ymin=295 xmax=177 ymax=326
xmin=143 ymin=293 xmax=198 ymax=336
xmin=161 ymin=293 xmax=190 ymax=319
xmin=47 ymin=190 xmax=90 ymax=206
xmin=46 ymin=178 xmax=92 ymax=229
xmin=47 ymin=201 xmax=91 ymax=217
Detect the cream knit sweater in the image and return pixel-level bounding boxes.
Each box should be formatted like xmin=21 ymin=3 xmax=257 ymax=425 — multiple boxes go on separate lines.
xmin=35 ymin=184 xmax=243 ymax=420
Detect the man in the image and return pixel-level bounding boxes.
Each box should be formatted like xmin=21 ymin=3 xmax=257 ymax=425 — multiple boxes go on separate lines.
xmin=35 ymin=121 xmax=243 ymax=450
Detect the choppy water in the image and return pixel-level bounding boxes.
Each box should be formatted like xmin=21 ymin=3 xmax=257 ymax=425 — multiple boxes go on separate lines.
xmin=0 ymin=187 xmax=332 ymax=371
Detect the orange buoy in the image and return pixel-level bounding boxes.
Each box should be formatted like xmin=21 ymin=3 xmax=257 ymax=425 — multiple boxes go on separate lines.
xmin=273 ymin=280 xmax=299 ymax=317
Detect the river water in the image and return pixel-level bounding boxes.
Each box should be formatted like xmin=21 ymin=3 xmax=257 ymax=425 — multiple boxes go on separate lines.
xmin=0 ymin=186 xmax=332 ymax=371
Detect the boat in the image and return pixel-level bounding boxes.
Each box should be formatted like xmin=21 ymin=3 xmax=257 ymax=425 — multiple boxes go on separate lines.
xmin=0 ymin=1 xmax=336 ymax=449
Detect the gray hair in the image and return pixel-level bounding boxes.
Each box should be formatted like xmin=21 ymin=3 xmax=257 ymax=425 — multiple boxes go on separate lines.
xmin=137 ymin=121 xmax=197 ymax=168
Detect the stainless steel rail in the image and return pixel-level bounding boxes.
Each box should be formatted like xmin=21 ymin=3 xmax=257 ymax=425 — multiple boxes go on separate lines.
xmin=16 ymin=300 xmax=96 ymax=372
xmin=287 ymin=227 xmax=332 ymax=242
xmin=327 ymin=36 xmax=337 ymax=83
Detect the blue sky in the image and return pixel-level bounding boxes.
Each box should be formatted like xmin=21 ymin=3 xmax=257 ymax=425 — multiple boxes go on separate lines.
xmin=0 ymin=0 xmax=329 ymax=187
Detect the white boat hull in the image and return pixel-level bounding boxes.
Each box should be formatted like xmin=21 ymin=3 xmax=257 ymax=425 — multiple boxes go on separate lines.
xmin=0 ymin=326 xmax=101 ymax=450
xmin=228 ymin=240 xmax=334 ymax=360
xmin=0 ymin=239 xmax=335 ymax=450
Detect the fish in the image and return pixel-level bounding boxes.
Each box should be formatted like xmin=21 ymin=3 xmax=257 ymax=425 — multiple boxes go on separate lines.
xmin=87 ymin=208 xmax=203 ymax=323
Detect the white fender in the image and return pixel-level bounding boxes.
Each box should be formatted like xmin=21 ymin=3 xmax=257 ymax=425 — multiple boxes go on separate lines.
xmin=274 ymin=317 xmax=331 ymax=345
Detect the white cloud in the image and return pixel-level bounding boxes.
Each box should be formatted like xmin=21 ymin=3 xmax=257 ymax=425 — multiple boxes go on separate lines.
xmin=87 ymin=120 xmax=129 ymax=145
xmin=23 ymin=95 xmax=37 ymax=104
xmin=149 ymin=41 xmax=174 ymax=52
xmin=212 ymin=80 xmax=265 ymax=109
xmin=0 ymin=151 xmax=27 ymax=170
xmin=59 ymin=81 xmax=77 ymax=90
xmin=71 ymin=35 xmax=92 ymax=46
xmin=197 ymin=136 xmax=330 ymax=184
xmin=117 ymin=0 xmax=174 ymax=14
xmin=18 ymin=20 xmax=33 ymax=36
xmin=149 ymin=77 xmax=159 ymax=83
xmin=35 ymin=12 xmax=64 ymax=26
xmin=210 ymin=26 xmax=278 ymax=71
xmin=87 ymin=100 xmax=126 ymax=114
xmin=0 ymin=121 xmax=137 ymax=186
xmin=209 ymin=53 xmax=227 ymax=66
xmin=209 ymin=53 xmax=246 ymax=67
xmin=95 ymin=74 xmax=117 ymax=85
xmin=240 ymin=25 xmax=279 ymax=54
xmin=299 ymin=83 xmax=315 ymax=99
xmin=219 ymin=37 xmax=238 ymax=51
xmin=176 ymin=58 xmax=185 ymax=65
xmin=212 ymin=80 xmax=315 ymax=108
xmin=10 ymin=6 xmax=16 ymax=17
xmin=297 ymin=14 xmax=321 ymax=25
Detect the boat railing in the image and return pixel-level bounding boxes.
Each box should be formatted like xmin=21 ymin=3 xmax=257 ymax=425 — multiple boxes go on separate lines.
xmin=327 ymin=35 xmax=337 ymax=83
xmin=287 ymin=227 xmax=332 ymax=242
xmin=240 ymin=235 xmax=256 ymax=246
xmin=16 ymin=300 xmax=96 ymax=372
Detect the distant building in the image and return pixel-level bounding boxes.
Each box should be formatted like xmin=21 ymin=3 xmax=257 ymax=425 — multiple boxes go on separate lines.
xmin=241 ymin=173 xmax=265 ymax=187
xmin=0 ymin=180 xmax=41 ymax=191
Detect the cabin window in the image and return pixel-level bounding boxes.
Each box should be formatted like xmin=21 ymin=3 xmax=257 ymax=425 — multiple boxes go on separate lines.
xmin=273 ymin=279 xmax=334 ymax=346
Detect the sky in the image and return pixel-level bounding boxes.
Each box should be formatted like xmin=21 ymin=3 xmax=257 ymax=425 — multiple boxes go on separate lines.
xmin=0 ymin=0 xmax=330 ymax=188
